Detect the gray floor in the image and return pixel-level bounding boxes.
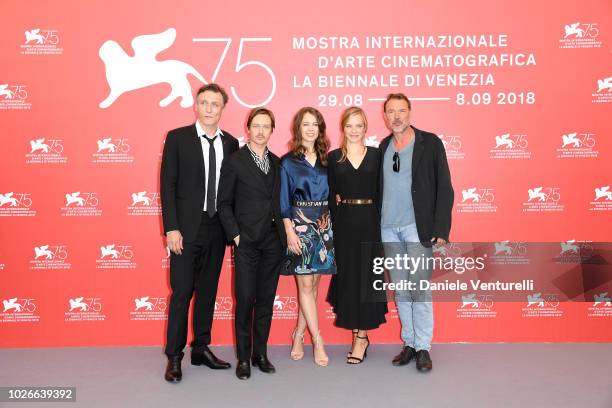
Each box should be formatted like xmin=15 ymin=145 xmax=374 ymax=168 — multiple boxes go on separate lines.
xmin=1 ymin=344 xmax=611 ymax=408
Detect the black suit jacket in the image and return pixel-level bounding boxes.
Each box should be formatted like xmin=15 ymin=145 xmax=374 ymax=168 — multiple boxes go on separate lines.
xmin=379 ymin=126 xmax=454 ymax=244
xmin=160 ymin=124 xmax=239 ymax=242
xmin=217 ymin=146 xmax=287 ymax=246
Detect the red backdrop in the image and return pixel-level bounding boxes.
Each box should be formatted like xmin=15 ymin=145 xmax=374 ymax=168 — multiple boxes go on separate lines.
xmin=1 ymin=0 xmax=611 ymax=347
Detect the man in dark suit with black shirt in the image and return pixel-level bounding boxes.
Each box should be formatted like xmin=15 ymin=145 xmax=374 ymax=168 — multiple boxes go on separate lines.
xmin=161 ymin=84 xmax=239 ymax=382
xmin=217 ymin=107 xmax=286 ymax=380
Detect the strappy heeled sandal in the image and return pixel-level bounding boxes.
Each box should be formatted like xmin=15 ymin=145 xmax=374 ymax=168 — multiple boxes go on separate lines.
xmin=312 ymin=331 xmax=329 ymax=367
xmin=290 ymin=329 xmax=305 ymax=360
xmin=347 ymin=335 xmax=369 ymax=364
xmin=347 ymin=329 xmax=358 ymax=357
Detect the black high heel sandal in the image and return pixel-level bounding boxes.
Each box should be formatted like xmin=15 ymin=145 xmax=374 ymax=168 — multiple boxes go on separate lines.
xmin=347 ymin=334 xmax=369 ymax=364
xmin=347 ymin=329 xmax=358 ymax=357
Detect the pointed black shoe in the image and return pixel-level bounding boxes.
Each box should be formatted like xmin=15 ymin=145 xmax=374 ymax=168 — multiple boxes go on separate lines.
xmin=392 ymin=346 xmax=416 ymax=366
xmin=251 ymin=354 xmax=276 ymax=373
xmin=416 ymin=350 xmax=433 ymax=372
xmin=191 ymin=346 xmax=231 ymax=369
xmin=165 ymin=355 xmax=182 ymax=383
xmin=236 ymin=360 xmax=251 ymax=380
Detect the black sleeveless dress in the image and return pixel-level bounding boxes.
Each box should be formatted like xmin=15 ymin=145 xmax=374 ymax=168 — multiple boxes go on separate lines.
xmin=326 ymin=147 xmax=387 ymax=330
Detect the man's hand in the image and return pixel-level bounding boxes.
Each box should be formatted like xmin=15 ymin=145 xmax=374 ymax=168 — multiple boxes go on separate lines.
xmin=166 ymin=230 xmax=183 ymax=255
xmin=233 ymin=235 xmax=240 ymax=247
xmin=431 ymin=237 xmax=447 ymax=245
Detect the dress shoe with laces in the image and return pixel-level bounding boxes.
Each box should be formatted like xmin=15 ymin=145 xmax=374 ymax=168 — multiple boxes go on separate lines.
xmin=392 ymin=346 xmax=416 ymax=366
xmin=251 ymin=354 xmax=276 ymax=373
xmin=164 ymin=355 xmax=182 ymax=383
xmin=416 ymin=350 xmax=433 ymax=372
xmin=235 ymin=360 xmax=251 ymax=380
xmin=191 ymin=346 xmax=231 ymax=369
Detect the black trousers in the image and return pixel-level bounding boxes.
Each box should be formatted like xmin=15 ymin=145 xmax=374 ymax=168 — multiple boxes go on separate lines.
xmin=165 ymin=214 xmax=226 ymax=357
xmin=234 ymin=225 xmax=284 ymax=361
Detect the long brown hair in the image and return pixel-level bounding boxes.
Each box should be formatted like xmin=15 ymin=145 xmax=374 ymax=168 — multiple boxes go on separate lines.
xmin=290 ymin=107 xmax=330 ymax=166
xmin=339 ymin=106 xmax=368 ymax=162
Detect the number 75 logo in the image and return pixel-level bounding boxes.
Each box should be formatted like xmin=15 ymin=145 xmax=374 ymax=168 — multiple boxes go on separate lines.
xmin=192 ymin=37 xmax=276 ymax=108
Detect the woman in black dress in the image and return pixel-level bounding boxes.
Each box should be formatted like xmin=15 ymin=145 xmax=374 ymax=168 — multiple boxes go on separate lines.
xmin=327 ymin=107 xmax=387 ymax=364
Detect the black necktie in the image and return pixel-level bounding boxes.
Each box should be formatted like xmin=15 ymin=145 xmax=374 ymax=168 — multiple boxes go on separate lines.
xmin=204 ymin=135 xmax=217 ymax=217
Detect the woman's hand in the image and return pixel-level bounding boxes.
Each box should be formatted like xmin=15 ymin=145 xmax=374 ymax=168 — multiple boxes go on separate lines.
xmin=287 ymin=229 xmax=302 ymax=255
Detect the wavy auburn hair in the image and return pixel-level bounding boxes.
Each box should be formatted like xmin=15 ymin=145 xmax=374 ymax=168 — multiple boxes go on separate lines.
xmin=290 ymin=107 xmax=330 ymax=166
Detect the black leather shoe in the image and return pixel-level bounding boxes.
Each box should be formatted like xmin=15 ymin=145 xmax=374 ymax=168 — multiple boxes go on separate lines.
xmin=165 ymin=355 xmax=182 ymax=383
xmin=191 ymin=346 xmax=231 ymax=369
xmin=392 ymin=346 xmax=416 ymax=366
xmin=251 ymin=354 xmax=276 ymax=373
xmin=235 ymin=360 xmax=251 ymax=380
xmin=416 ymin=350 xmax=433 ymax=372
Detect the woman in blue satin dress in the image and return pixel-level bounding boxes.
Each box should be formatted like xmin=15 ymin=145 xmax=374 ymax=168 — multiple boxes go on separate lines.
xmin=280 ymin=107 xmax=336 ymax=367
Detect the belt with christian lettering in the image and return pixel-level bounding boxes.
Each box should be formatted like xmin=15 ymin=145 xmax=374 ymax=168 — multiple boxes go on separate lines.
xmin=293 ymin=200 xmax=329 ymax=207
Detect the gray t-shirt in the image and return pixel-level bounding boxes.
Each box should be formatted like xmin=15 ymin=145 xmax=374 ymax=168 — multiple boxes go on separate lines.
xmin=381 ymin=139 xmax=416 ymax=227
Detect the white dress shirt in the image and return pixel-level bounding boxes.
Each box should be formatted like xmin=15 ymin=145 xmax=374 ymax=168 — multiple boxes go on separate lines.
xmin=195 ymin=121 xmax=224 ymax=212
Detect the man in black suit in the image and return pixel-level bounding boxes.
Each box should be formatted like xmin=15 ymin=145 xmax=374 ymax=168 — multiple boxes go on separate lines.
xmin=217 ymin=107 xmax=286 ymax=380
xmin=161 ymin=83 xmax=239 ymax=382
xmin=378 ymin=93 xmax=454 ymax=373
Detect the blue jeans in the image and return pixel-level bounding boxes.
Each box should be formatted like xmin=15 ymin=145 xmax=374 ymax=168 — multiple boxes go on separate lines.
xmin=381 ymin=223 xmax=433 ymax=351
